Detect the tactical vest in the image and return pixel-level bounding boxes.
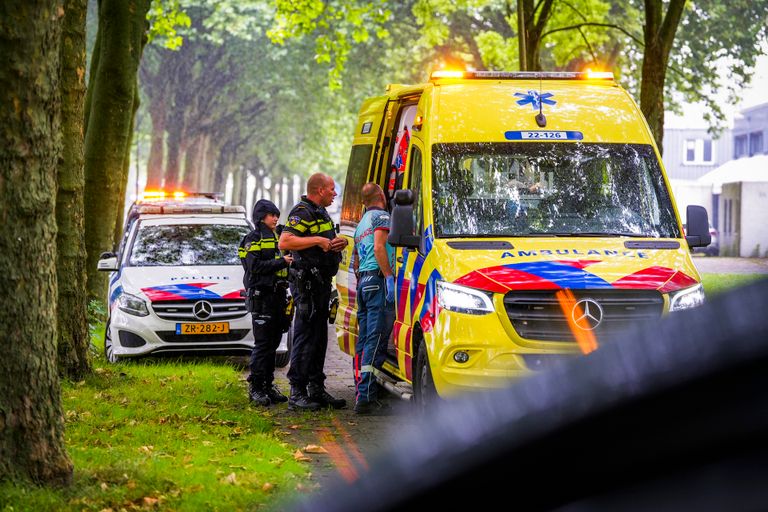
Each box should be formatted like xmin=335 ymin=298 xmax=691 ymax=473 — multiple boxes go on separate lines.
xmin=238 ymin=226 xmax=288 ymax=291
xmin=290 ymin=198 xmax=341 ymax=279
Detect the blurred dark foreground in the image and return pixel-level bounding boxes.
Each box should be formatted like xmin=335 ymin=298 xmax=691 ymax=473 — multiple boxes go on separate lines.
xmin=293 ymin=277 xmax=768 ymax=512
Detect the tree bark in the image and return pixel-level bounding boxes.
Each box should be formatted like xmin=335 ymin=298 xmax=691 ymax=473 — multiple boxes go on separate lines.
xmin=181 ymin=133 xmax=203 ymax=191
xmin=145 ymin=92 xmax=166 ymax=189
xmin=83 ymin=0 xmax=151 ymax=301
xmin=640 ymin=0 xmax=686 ymax=155
xmin=113 ymin=85 xmax=140 ymax=248
xmin=0 ymin=0 xmax=74 ymax=485
xmin=57 ymin=0 xmax=91 ymax=380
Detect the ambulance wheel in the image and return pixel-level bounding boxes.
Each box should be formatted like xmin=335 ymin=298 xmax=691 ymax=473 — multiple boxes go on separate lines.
xmin=104 ymin=320 xmax=120 ymax=364
xmin=414 ymin=342 xmax=438 ymax=413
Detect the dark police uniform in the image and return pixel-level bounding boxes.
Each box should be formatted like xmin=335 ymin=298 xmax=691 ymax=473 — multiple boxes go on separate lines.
xmin=283 ymin=195 xmax=345 ymax=409
xmin=239 ymin=200 xmax=290 ymax=406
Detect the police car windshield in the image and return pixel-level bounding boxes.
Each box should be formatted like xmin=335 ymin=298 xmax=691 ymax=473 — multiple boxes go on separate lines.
xmin=432 ymin=143 xmax=680 ymax=239
xmin=128 ymin=224 xmax=249 ymax=266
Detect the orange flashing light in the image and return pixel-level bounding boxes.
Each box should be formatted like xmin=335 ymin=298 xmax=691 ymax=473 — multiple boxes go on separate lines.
xmin=172 ymin=191 xmax=186 ymax=199
xmin=141 ymin=190 xmax=166 ymax=200
xmin=584 ymin=69 xmax=614 ymax=80
xmin=430 ymin=70 xmax=465 ymax=80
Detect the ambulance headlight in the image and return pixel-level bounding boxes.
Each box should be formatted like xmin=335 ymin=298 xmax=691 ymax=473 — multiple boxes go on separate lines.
xmin=668 ymin=284 xmax=706 ymax=312
xmin=436 ymin=281 xmax=494 ymax=315
xmin=118 ymin=292 xmax=150 ymax=317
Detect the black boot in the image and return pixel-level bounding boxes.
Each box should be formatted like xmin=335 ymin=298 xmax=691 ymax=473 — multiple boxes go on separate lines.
xmin=308 ymin=387 xmax=347 ymax=409
xmin=249 ymin=385 xmax=271 ymax=406
xmin=288 ymin=388 xmax=321 ymax=411
xmin=266 ymin=384 xmax=288 ymax=404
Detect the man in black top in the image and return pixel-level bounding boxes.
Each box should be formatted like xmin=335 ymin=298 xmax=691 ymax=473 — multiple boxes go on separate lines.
xmin=279 ymin=173 xmax=348 ymax=410
xmin=239 ymin=199 xmax=293 ymax=406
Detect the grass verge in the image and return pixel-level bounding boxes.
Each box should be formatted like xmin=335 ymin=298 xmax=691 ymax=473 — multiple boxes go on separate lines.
xmin=701 ymin=273 xmax=765 ymax=297
xmin=1 ymin=311 xmax=309 ymax=511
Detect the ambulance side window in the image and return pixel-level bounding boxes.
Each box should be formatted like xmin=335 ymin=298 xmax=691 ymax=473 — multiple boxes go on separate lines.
xmin=409 ymin=146 xmax=423 ymax=241
xmin=341 ymin=144 xmax=373 ymax=226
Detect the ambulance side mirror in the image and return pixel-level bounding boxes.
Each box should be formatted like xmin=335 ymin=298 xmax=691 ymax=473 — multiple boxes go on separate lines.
xmin=388 ymin=190 xmax=420 ymax=248
xmin=685 ymin=205 xmax=711 ymax=248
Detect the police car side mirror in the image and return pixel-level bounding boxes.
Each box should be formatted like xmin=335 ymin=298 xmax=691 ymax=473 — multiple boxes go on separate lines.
xmin=388 ymin=190 xmax=420 ymax=248
xmin=685 ymin=205 xmax=711 ymax=248
xmin=97 ymin=252 xmax=118 ymax=272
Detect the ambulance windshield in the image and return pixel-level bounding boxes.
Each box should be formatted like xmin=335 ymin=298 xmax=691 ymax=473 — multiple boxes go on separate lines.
xmin=431 ymin=143 xmax=680 ymax=239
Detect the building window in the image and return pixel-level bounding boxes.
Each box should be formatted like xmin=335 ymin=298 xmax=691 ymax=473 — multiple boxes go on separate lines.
xmin=734 ymin=134 xmax=748 ymax=158
xmin=749 ymin=131 xmax=763 ymax=156
xmin=683 ymin=138 xmax=715 ymax=164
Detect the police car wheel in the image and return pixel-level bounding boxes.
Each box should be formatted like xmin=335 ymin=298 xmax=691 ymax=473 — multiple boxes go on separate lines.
xmin=104 ymin=320 xmax=120 ymax=364
xmin=275 ymin=325 xmax=292 ymax=368
xmin=414 ymin=342 xmax=438 ymax=413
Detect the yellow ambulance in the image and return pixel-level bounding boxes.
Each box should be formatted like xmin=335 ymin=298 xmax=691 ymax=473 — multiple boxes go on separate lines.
xmin=334 ymin=70 xmax=712 ymax=407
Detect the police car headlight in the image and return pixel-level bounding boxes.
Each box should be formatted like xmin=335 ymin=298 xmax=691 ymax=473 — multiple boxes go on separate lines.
xmin=118 ymin=292 xmax=150 ymax=317
xmin=668 ymin=284 xmax=706 ymax=312
xmin=436 ymin=281 xmax=494 ymax=315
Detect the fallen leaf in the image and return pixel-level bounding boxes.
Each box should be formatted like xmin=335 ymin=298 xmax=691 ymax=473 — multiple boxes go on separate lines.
xmin=126 ymin=480 xmax=137 ymax=489
xmin=293 ymin=450 xmax=312 ymax=462
xmin=289 ymin=425 xmax=301 ymax=430
xmin=262 ymin=482 xmax=274 ymax=492
xmin=303 ymin=445 xmax=328 ymax=454
xmin=221 ymin=472 xmax=237 ymax=485
xmin=143 ymin=496 xmax=159 ymax=506
xmin=139 ymin=445 xmax=154 ymax=454
xmin=100 ymin=482 xmax=108 ymax=490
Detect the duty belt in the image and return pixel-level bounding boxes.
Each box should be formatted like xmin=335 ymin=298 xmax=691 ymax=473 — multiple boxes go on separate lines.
xmin=358 ymin=269 xmax=384 ymax=278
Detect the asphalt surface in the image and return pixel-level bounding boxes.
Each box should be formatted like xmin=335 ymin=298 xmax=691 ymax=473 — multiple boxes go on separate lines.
xmin=692 ymin=256 xmax=768 ymax=274
xmin=270 ymin=325 xmax=415 ymax=493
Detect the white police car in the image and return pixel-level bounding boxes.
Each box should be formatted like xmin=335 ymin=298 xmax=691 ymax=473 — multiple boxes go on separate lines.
xmin=97 ymin=193 xmax=291 ymax=364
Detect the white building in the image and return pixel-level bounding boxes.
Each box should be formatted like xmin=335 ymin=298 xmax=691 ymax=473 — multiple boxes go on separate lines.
xmin=663 ymin=102 xmax=768 ymax=257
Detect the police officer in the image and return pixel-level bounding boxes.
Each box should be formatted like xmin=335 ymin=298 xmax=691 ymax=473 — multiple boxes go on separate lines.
xmin=279 ymin=173 xmax=348 ymax=411
xmin=239 ymin=199 xmax=293 ymax=406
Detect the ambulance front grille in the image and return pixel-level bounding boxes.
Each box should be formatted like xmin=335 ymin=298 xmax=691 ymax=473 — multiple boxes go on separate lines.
xmin=503 ymin=289 xmax=663 ymax=342
xmin=151 ymin=299 xmax=248 ymax=321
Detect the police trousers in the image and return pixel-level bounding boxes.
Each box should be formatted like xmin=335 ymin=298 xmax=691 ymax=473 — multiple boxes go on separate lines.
xmin=287 ymin=282 xmax=331 ymax=393
xmin=248 ymin=296 xmax=283 ymax=390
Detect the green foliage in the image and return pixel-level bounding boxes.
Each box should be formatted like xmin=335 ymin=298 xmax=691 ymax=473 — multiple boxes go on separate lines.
xmin=147 ymin=0 xmax=192 ymax=50
xmin=269 ymin=0 xmax=392 ymax=89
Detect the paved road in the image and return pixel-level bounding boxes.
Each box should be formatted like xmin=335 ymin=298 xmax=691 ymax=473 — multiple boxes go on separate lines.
xmin=272 ymin=325 xmax=415 ymax=493
xmin=692 ymin=256 xmax=768 ymax=274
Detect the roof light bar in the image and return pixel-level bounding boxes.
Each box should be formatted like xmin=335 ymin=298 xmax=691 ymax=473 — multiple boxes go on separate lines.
xmin=430 ymin=70 xmax=465 ymax=79
xmin=429 ymin=70 xmax=614 ymax=81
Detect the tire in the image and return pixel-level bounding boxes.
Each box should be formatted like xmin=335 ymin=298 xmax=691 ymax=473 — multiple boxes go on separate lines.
xmin=104 ymin=320 xmax=120 ymax=364
xmin=413 ymin=341 xmax=438 ymax=413
xmin=275 ymin=322 xmax=292 ymax=368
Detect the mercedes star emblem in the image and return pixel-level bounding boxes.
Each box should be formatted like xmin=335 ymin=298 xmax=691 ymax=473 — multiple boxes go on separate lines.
xmin=572 ymin=298 xmax=603 ymax=330
xmin=193 ymin=300 xmax=214 ymax=321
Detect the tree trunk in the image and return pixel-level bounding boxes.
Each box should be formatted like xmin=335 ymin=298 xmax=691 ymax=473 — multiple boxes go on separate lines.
xmin=113 ymin=85 xmax=140 ymax=248
xmin=181 ymin=133 xmax=203 ymax=191
xmin=0 ymin=0 xmax=73 ymax=485
xmin=83 ymin=0 xmax=151 ymax=301
xmin=164 ymin=108 xmax=185 ymax=189
xmin=238 ymin=167 xmax=249 ymax=207
xmin=640 ymin=0 xmax=686 ymax=156
xmin=145 ymin=93 xmax=166 ymax=189
xmin=57 ymin=0 xmax=91 ymax=380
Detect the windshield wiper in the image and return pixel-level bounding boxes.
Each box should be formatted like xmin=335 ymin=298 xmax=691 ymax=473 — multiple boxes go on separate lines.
xmin=523 ymin=231 xmax=648 ymax=237
xmin=573 ymin=232 xmax=648 ymax=237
